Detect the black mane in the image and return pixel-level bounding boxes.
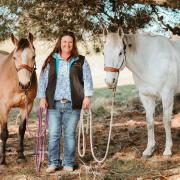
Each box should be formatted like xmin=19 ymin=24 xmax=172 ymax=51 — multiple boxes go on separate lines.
xmin=17 ymin=38 xmax=35 ymax=51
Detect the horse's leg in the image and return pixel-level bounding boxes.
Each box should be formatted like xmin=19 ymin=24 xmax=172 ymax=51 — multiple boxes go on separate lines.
xmin=17 ymin=103 xmax=33 ymax=163
xmin=139 ymin=93 xmax=156 ymax=158
xmin=161 ymin=91 xmax=173 ymax=156
xmin=0 ymin=112 xmax=9 ymax=165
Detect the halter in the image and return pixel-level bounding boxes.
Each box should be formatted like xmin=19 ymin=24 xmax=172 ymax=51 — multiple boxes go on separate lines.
xmin=104 ymin=39 xmax=126 ymax=73
xmin=16 ymin=63 xmax=36 ymax=73
xmin=13 ymin=50 xmax=36 ymax=91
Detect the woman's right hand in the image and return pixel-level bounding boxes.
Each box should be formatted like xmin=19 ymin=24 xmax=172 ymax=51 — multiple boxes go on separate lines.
xmin=39 ymin=98 xmax=48 ymax=110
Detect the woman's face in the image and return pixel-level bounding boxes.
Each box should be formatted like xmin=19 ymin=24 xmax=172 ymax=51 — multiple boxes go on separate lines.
xmin=61 ymin=35 xmax=73 ymax=54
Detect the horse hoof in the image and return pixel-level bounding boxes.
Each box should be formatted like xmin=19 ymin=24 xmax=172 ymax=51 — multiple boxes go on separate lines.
xmin=163 ymin=154 xmax=172 ymax=158
xmin=16 ymin=158 xmax=27 ymax=164
xmin=141 ymin=155 xmax=151 ymax=160
xmin=163 ymin=150 xmax=172 ymax=156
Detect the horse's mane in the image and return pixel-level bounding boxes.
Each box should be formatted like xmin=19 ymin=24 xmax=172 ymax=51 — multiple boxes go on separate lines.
xmin=17 ymin=38 xmax=35 ymax=51
xmin=0 ymin=50 xmax=9 ymax=55
xmin=124 ymin=34 xmax=137 ymax=53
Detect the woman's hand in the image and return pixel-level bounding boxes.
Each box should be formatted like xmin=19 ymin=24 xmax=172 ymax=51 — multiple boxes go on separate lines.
xmin=39 ymin=98 xmax=48 ymax=110
xmin=82 ymin=96 xmax=91 ymax=109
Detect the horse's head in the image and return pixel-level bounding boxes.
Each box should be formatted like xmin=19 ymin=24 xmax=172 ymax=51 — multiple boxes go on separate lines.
xmin=11 ymin=33 xmax=36 ymax=90
xmin=103 ymin=27 xmax=126 ymax=89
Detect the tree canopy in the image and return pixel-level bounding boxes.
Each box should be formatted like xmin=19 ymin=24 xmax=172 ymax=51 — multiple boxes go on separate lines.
xmin=0 ymin=0 xmax=179 ymax=42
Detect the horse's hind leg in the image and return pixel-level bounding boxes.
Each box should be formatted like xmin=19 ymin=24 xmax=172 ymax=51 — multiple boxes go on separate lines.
xmin=17 ymin=104 xmax=33 ymax=163
xmin=161 ymin=91 xmax=173 ymax=156
xmin=0 ymin=113 xmax=9 ymax=165
xmin=139 ymin=93 xmax=156 ymax=158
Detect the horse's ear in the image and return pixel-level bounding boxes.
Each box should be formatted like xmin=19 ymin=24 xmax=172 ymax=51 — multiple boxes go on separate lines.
xmin=118 ymin=27 xmax=124 ymax=38
xmin=102 ymin=26 xmax=108 ymax=43
xmin=28 ymin=33 xmax=34 ymax=44
xmin=11 ymin=33 xmax=19 ymax=46
xmin=103 ymin=27 xmax=108 ymax=37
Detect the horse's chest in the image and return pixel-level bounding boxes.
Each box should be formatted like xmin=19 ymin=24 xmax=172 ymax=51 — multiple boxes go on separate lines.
xmin=138 ymin=84 xmax=159 ymax=97
xmin=12 ymin=93 xmax=26 ymax=107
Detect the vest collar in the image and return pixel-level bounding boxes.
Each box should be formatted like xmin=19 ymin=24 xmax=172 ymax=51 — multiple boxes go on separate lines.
xmin=53 ymin=53 xmax=79 ymax=62
xmin=53 ymin=53 xmax=80 ymax=72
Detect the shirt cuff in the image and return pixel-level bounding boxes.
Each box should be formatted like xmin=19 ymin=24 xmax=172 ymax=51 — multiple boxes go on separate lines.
xmin=84 ymin=89 xmax=93 ymax=97
xmin=37 ymin=92 xmax=46 ymax=99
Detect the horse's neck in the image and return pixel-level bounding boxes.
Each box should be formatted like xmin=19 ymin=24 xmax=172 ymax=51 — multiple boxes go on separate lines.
xmin=124 ymin=34 xmax=146 ymax=81
xmin=124 ymin=34 xmax=179 ymax=86
xmin=1 ymin=52 xmax=18 ymax=80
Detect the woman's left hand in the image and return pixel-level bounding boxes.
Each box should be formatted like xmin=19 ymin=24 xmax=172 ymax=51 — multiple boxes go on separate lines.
xmin=82 ymin=96 xmax=91 ymax=109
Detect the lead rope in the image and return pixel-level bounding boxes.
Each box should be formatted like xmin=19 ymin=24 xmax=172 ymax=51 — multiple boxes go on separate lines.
xmin=78 ymin=88 xmax=116 ymax=164
xmin=78 ymin=109 xmax=89 ymax=157
xmin=24 ymin=93 xmax=48 ymax=138
xmin=24 ymin=92 xmax=48 ymax=173
xmin=35 ymin=108 xmax=48 ymax=173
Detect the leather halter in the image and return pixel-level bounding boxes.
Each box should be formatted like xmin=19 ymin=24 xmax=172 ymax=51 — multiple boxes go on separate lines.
xmin=15 ymin=61 xmax=36 ymax=91
xmin=104 ymin=39 xmax=126 ymax=73
xmin=16 ymin=63 xmax=36 ymax=73
xmin=104 ymin=66 xmax=119 ymax=72
xmin=17 ymin=63 xmax=36 ymax=91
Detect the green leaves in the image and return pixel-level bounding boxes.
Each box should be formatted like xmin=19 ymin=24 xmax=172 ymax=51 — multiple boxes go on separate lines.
xmin=0 ymin=1 xmax=179 ymax=42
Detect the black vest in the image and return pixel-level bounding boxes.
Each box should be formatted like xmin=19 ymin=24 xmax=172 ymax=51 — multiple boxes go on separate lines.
xmin=46 ymin=55 xmax=85 ymax=109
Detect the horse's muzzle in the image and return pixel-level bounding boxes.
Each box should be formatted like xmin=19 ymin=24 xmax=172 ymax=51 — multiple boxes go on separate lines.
xmin=19 ymin=81 xmax=31 ymax=90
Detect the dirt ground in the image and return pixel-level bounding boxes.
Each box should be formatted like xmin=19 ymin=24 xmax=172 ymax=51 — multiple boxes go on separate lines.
xmin=0 ymin=106 xmax=179 ymax=180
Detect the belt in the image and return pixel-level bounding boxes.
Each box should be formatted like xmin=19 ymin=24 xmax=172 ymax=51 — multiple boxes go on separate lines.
xmin=57 ymin=99 xmax=71 ymax=104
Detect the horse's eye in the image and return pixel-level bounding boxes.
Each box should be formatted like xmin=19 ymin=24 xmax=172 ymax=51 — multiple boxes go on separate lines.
xmin=32 ymin=56 xmax=36 ymax=60
xmin=13 ymin=56 xmax=16 ymax=60
xmin=119 ymin=52 xmax=122 ymax=56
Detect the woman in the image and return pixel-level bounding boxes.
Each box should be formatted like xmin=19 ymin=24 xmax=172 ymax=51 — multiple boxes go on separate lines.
xmin=37 ymin=31 xmax=93 ymax=173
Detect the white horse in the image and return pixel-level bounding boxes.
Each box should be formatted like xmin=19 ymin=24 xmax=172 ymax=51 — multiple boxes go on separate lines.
xmin=103 ymin=27 xmax=180 ymax=158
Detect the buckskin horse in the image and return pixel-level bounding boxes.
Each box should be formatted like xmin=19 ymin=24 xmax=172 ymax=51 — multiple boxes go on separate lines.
xmin=103 ymin=27 xmax=180 ymax=158
xmin=0 ymin=33 xmax=37 ymax=165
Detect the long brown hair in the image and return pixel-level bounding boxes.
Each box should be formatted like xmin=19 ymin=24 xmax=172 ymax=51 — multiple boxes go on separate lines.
xmin=42 ymin=31 xmax=78 ymax=70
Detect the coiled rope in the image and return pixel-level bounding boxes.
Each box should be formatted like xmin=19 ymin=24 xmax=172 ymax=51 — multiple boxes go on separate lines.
xmin=78 ymin=89 xmax=116 ymax=163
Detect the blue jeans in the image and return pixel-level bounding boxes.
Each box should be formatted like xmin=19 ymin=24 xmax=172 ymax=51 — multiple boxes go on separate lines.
xmin=47 ymin=101 xmax=80 ymax=168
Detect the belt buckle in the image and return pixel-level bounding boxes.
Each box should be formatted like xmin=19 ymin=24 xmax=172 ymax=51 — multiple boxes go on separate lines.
xmin=60 ymin=99 xmax=68 ymax=104
xmin=60 ymin=99 xmax=65 ymax=104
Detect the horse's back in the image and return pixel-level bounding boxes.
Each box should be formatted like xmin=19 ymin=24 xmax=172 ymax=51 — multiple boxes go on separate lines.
xmin=131 ymin=35 xmax=180 ymax=94
xmin=141 ymin=34 xmax=173 ymax=51
xmin=173 ymin=40 xmax=180 ymax=55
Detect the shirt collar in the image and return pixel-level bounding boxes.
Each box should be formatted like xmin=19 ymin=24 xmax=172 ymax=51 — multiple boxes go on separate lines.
xmin=53 ymin=53 xmax=62 ymax=60
xmin=53 ymin=53 xmax=79 ymax=62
